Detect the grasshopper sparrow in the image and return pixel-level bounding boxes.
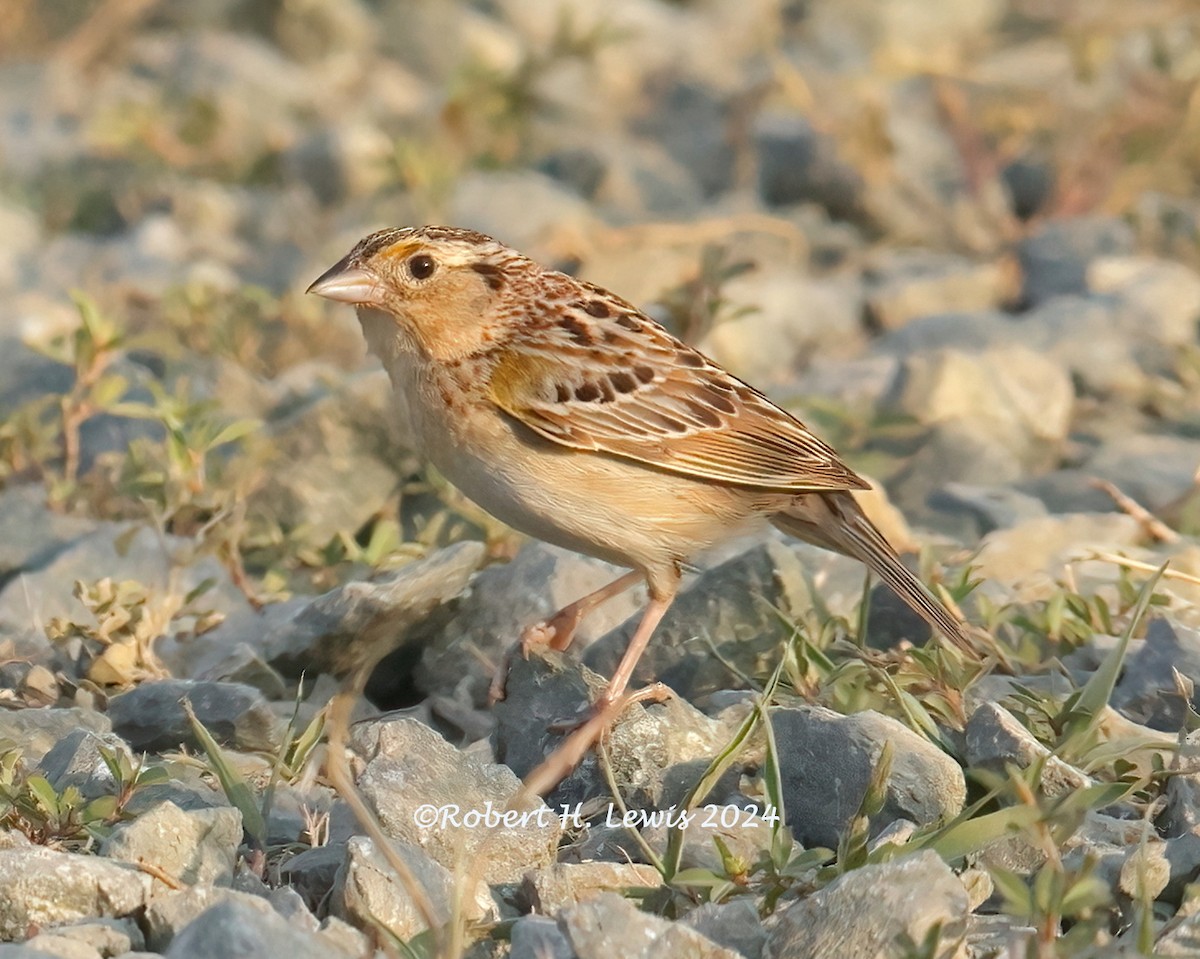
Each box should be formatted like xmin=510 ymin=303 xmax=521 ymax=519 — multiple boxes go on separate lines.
xmin=309 ymin=226 xmax=973 ymax=711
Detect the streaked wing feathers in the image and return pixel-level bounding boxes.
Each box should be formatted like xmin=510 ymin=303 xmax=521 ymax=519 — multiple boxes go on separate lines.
xmin=487 ymin=302 xmax=868 ymax=493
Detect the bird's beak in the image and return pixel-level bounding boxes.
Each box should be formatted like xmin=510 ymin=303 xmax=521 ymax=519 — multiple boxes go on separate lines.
xmin=306 ymin=256 xmax=384 ymax=306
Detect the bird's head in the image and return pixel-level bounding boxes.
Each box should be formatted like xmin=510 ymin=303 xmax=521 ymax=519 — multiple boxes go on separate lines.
xmin=307 ymin=225 xmax=524 ymax=360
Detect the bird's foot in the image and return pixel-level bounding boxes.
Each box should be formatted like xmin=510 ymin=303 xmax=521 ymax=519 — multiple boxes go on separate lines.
xmin=546 ymin=681 xmax=674 ymax=734
xmin=521 ymin=683 xmax=675 ymax=796
xmin=488 ymin=609 xmax=590 ymax=705
xmin=519 ymin=619 xmax=559 ymax=656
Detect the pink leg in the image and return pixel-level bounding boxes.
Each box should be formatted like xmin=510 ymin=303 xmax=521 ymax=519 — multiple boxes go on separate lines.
xmin=594 ymin=588 xmax=676 ymax=710
xmin=521 ymin=682 xmax=676 ymax=797
xmin=517 ymin=576 xmax=680 ymax=794
xmin=522 ymin=570 xmax=643 ymax=654
xmin=489 ymin=570 xmax=643 ymax=704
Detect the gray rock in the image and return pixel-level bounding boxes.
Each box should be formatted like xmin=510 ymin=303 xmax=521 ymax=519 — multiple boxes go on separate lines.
xmin=193 ymin=643 xmax=287 ymax=701
xmin=964 ymin=913 xmax=1036 ymax=958
xmin=803 ymin=0 xmax=1005 ymax=68
xmin=13 ymin=934 xmax=102 ymax=959
xmin=585 ymin=540 xmax=855 ymax=701
xmin=642 ymin=811 xmax=776 ymax=876
xmin=162 ymin=899 xmax=338 ymax=959
xmin=873 ymin=294 xmax=1157 ymax=399
xmin=866 ymin=76 xmax=1011 ymax=248
xmin=557 ymin=824 xmax=647 ymax=866
xmin=0 ymin=336 xmax=72 ymax=414
xmin=1019 ymin=294 xmax=1153 ymax=397
xmin=1089 ymin=256 xmax=1200 ymax=349
xmin=635 ymin=80 xmax=735 ymax=198
xmin=886 ymin=420 xmax=1029 ymax=527
xmin=101 ymin=801 xmax=242 ymax=887
xmin=312 ymin=917 xmax=368 ymax=959
xmin=754 ymin=112 xmax=862 ymax=218
xmin=143 ymin=886 xmax=273 ymax=952
xmin=279 ymin=844 xmax=345 ymax=914
xmin=772 ymin=706 xmax=965 ymax=849
xmin=0 ymin=485 xmax=95 ymax=583
xmin=1085 ymin=434 xmax=1200 ymax=514
xmin=494 ymin=650 xmax=733 ymax=810
xmin=0 ymin=201 xmax=41 ymax=295
xmin=0 ymin=708 xmax=112 ymax=767
xmin=1114 ymin=618 xmax=1200 ymax=730
xmin=596 ymin=138 xmax=707 ymax=218
xmin=158 ymin=596 xmax=309 ymax=692
xmin=520 ymin=862 xmax=662 ymax=915
xmin=538 ymin=147 xmax=607 ymax=201
xmin=21 ymin=918 xmax=144 ymax=959
xmin=1162 ymin=732 xmax=1200 ymax=837
xmin=865 ymin=250 xmax=1013 ymax=330
xmin=965 ymin=702 xmax=1093 ymax=797
xmin=681 ymin=898 xmax=767 ymax=959
xmin=764 ymin=851 xmax=969 ymax=959
xmin=0 ymin=847 xmax=152 ymax=940
xmin=265 ymin=885 xmax=317 ymax=930
xmin=1014 ymin=468 xmax=1126 ymax=516
xmin=926 ymin=482 xmax=1048 ymax=541
xmin=1019 ymin=215 xmax=1137 ymax=305
xmin=108 ymin=679 xmax=282 ymax=753
xmin=791 ymin=355 xmax=900 ymax=410
xmin=0 ymin=523 xmax=252 ymax=643
xmin=36 ymin=729 xmax=134 ymax=801
xmin=350 ymin=716 xmax=560 ymax=884
xmin=1001 ymin=155 xmax=1054 ymax=221
xmin=1166 ymin=831 xmax=1200 ymax=901
xmin=263 ymin=540 xmax=485 ymax=680
xmin=262 ymin=781 xmax=337 ymax=847
xmin=882 ymin=345 xmax=1074 ymax=455
xmin=448 ymin=170 xmax=595 ymax=254
xmin=254 ymin=373 xmax=403 ymax=545
xmin=1158 ymin=901 xmax=1200 ymax=956
xmin=697 ymin=271 xmax=865 ymax=388
xmin=559 ymin=892 xmax=742 ymax=958
xmin=871 ymin=310 xmax=1014 ymax=359
xmin=122 ymin=774 xmax=232 ymax=818
xmin=511 ymin=915 xmax=575 ymax=959
xmin=333 ymin=836 xmax=491 ymax=942
xmin=416 ymin=541 xmax=642 ymax=710
xmin=969 ymin=513 xmax=1143 ymax=588
xmin=282 ymin=122 xmax=392 ymax=206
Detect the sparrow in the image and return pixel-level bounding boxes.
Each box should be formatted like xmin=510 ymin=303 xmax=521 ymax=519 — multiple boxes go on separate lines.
xmin=307 ymin=226 xmax=973 ymax=712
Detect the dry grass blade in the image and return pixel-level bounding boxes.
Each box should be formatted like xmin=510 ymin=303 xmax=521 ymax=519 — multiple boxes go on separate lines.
xmin=1075 ymin=551 xmax=1200 ymax=588
xmin=1088 ymin=478 xmax=1180 ymax=543
xmin=514 ymin=693 xmax=643 ymax=801
xmin=323 ymin=630 xmax=445 ymax=954
xmin=56 ymin=0 xmax=158 ymax=70
xmin=181 ymin=698 xmax=267 ymax=847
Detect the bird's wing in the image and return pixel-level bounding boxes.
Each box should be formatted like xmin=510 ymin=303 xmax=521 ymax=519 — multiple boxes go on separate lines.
xmin=486 ymin=296 xmax=868 ymax=493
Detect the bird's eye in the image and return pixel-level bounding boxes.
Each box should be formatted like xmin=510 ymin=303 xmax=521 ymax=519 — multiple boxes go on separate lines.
xmin=407 ymin=254 xmax=436 ymax=280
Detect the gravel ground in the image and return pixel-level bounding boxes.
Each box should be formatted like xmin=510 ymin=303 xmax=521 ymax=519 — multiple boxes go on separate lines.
xmin=1 ymin=1 xmax=1200 ymax=957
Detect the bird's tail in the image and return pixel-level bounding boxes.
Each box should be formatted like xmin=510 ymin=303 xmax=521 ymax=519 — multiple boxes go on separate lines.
xmin=771 ymin=491 xmax=974 ymax=654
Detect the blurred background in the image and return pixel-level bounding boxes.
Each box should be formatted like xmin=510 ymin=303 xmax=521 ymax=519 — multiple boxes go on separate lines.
xmin=0 ymin=0 xmax=1198 ymax=600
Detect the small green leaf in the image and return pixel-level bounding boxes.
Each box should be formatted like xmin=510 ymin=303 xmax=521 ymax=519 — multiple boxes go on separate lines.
xmin=84 ymin=794 xmax=119 ymax=822
xmin=989 ymin=866 xmax=1033 ymax=917
xmin=208 ymin=418 xmax=260 ymax=449
xmin=25 ymin=776 xmax=61 ymax=816
xmin=183 ymin=699 xmax=266 ymax=844
xmin=184 ymin=578 xmax=217 ymax=606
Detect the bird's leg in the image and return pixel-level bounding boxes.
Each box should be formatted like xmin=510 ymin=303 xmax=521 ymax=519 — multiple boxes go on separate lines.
xmin=524 ymin=578 xmax=679 ymax=793
xmin=520 ymin=683 xmax=675 ymax=798
xmin=488 ymin=570 xmax=642 ymax=704
xmin=593 ymin=586 xmax=676 ymax=711
xmin=520 ymin=570 xmax=644 ymax=654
